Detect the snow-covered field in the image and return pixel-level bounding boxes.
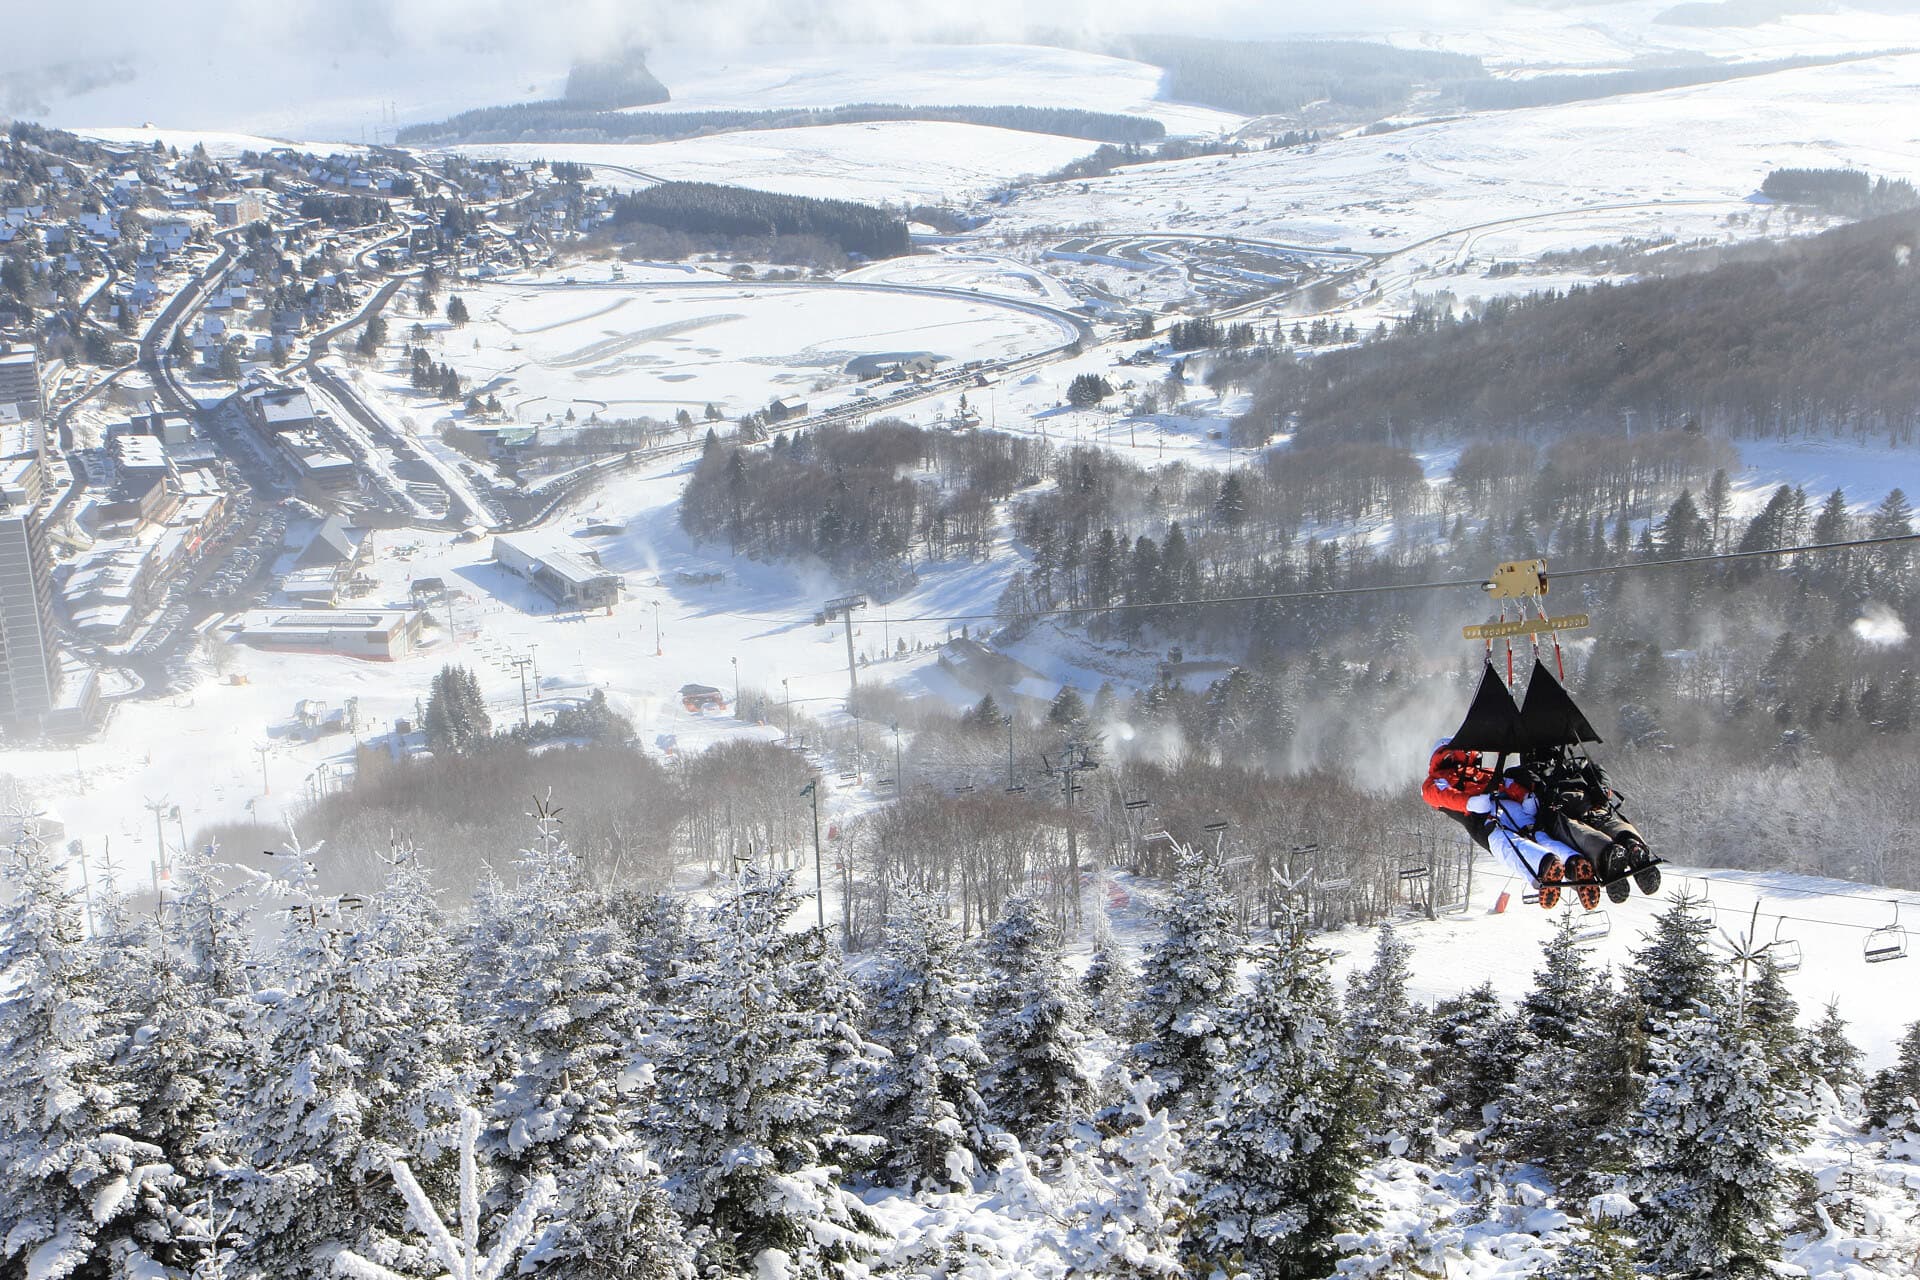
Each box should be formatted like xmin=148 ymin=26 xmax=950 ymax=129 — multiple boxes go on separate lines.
xmin=1389 ymin=0 xmax=1920 ymax=70
xmin=403 ymin=275 xmax=1076 ymax=424
xmin=989 ymin=52 xmax=1920 ymax=254
xmin=446 ymin=119 xmax=1099 ymax=206
xmin=635 ymin=42 xmax=1248 ymax=136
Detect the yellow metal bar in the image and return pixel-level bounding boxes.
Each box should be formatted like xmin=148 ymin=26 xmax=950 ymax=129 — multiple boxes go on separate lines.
xmin=1462 ymin=613 xmax=1591 ymax=641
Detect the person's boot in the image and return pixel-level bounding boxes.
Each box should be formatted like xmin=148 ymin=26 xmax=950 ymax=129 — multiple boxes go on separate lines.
xmin=1602 ymin=844 xmax=1632 ymax=904
xmin=1624 ymin=838 xmax=1662 ymax=896
xmin=1567 ymin=855 xmax=1602 ymax=911
xmin=1536 ymin=854 xmax=1564 ymax=910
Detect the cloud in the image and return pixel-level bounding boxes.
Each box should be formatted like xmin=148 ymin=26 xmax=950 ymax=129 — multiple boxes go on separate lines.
xmin=1 ymin=0 xmax=1509 ymax=77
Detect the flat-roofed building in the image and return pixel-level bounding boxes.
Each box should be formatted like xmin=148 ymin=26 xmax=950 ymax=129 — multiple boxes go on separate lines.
xmin=493 ymin=533 xmax=623 ymax=608
xmin=235 ymin=609 xmax=425 ymax=661
xmin=242 ymin=385 xmax=319 ymax=436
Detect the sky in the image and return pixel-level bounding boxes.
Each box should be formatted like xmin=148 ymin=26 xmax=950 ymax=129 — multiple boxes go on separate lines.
xmin=0 ymin=0 xmax=1509 ymax=72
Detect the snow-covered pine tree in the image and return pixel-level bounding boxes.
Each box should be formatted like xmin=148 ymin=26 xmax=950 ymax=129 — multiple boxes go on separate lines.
xmin=979 ymin=894 xmax=1092 ymax=1150
xmin=1743 ymin=951 xmax=1814 ymax=1141
xmin=1630 ymin=896 xmax=1721 ymax=1020
xmin=1629 ymin=1002 xmax=1791 ymax=1279
xmin=1864 ymin=1019 xmax=1920 ymax=1128
xmin=1497 ymin=914 xmax=1604 ymax=1179
xmin=1344 ymin=923 xmax=1434 ymax=1156
xmin=1424 ymin=982 xmax=1522 ymax=1134
xmin=1057 ymin=1073 xmax=1193 ymax=1277
xmin=657 ymin=868 xmax=880 ymax=1278
xmin=464 ymin=809 xmax=683 ymax=1278
xmin=0 ymin=828 xmax=183 ymax=1280
xmin=123 ymin=848 xmax=254 ymax=1258
xmin=1082 ymin=898 xmax=1139 ymax=1042
xmin=1806 ymin=999 xmax=1863 ymax=1097
xmin=355 ymin=849 xmax=475 ymax=1196
xmin=1191 ymin=904 xmax=1369 ymax=1280
xmin=225 ymin=845 xmax=392 ymax=1278
xmin=1132 ymin=845 xmax=1240 ymax=1112
xmin=861 ymin=881 xmax=994 ymax=1192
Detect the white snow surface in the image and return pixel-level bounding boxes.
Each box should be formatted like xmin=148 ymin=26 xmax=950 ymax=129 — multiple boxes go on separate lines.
xmin=988 ymin=51 xmax=1920 ymax=253
xmin=634 ymin=42 xmax=1247 ymax=137
xmin=446 ymin=120 xmax=1098 ymax=206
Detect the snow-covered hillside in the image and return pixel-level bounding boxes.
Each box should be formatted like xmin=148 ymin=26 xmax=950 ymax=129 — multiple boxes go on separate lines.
xmin=635 ymin=42 xmax=1248 ymax=136
xmin=990 ymin=52 xmax=1920 ymax=252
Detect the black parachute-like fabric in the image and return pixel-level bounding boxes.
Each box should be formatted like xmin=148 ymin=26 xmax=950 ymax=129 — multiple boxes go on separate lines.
xmin=1518 ymin=659 xmax=1602 ymax=749
xmin=1447 ymin=662 xmax=1526 ymax=751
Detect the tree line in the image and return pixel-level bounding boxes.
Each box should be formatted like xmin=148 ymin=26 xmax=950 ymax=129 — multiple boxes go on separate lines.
xmin=1762 ymin=166 xmax=1920 ymax=216
xmin=609 ymin=181 xmax=909 ymax=260
xmin=399 ymin=102 xmax=1163 ymax=147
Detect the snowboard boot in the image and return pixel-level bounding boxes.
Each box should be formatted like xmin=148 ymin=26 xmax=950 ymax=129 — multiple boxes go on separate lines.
xmin=1567 ymin=855 xmax=1602 ymax=911
xmin=1602 ymin=844 xmax=1633 ymax=904
xmin=1536 ymin=854 xmax=1564 ymax=910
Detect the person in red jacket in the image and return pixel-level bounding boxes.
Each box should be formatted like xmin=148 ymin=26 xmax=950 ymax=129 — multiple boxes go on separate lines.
xmin=1422 ymin=741 xmax=1597 ymax=909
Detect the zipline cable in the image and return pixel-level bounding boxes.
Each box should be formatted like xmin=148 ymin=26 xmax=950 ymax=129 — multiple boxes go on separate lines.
xmin=721 ymin=529 xmax=1920 ymax=626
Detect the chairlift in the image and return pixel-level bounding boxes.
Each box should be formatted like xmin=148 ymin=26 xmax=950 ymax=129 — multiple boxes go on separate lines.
xmin=1574 ymin=911 xmax=1612 ymax=942
xmin=1398 ymin=864 xmax=1431 ymax=883
xmin=1865 ymin=901 xmax=1908 ymax=964
xmin=1768 ymin=916 xmax=1803 ymax=974
xmin=1319 ymin=876 xmax=1353 ymax=894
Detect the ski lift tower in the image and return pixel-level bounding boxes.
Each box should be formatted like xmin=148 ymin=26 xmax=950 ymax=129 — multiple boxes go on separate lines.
xmin=819 ymin=594 xmax=868 ymax=704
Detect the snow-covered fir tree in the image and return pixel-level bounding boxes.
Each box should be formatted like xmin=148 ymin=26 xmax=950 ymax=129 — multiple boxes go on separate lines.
xmin=861 ymin=881 xmax=994 ymax=1192
xmin=1631 ymin=895 xmax=1721 ymax=1019
xmin=1806 ymin=999 xmax=1863 ymax=1097
xmin=1344 ymin=923 xmax=1434 ymax=1156
xmin=656 ymin=868 xmax=880 ymax=1278
xmin=463 ymin=811 xmax=680 ymax=1276
xmin=979 ymin=894 xmax=1092 ymax=1150
xmin=1132 ymin=845 xmax=1240 ymax=1112
xmin=1190 ymin=904 xmax=1368 ymax=1280
xmin=1629 ymin=1000 xmax=1792 ymax=1279
xmin=1497 ymin=914 xmax=1605 ymax=1180
xmin=1081 ymin=899 xmax=1139 ymax=1042
xmin=225 ymin=841 xmax=423 ymax=1278
xmin=122 ymin=852 xmax=252 ymax=1257
xmin=1424 ymin=982 xmax=1522 ymax=1133
xmin=0 ymin=828 xmax=184 ymax=1280
xmin=1865 ymin=1018 xmax=1920 ymax=1127
xmin=1056 ymin=1073 xmax=1192 ymax=1277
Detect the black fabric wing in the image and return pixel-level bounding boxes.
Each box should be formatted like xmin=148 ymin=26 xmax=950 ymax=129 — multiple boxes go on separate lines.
xmin=1518 ymin=659 xmax=1603 ymax=748
xmin=1447 ymin=662 xmax=1526 ymax=751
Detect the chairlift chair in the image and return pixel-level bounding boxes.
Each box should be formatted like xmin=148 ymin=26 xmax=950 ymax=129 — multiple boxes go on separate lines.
xmin=1768 ymin=916 xmax=1803 ymax=974
xmin=1575 ymin=911 xmax=1612 ymax=942
xmin=1866 ymin=901 xmax=1909 ymax=964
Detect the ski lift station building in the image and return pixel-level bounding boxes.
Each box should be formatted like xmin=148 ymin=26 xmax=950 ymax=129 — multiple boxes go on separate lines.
xmin=492 ymin=533 xmax=623 ymax=608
